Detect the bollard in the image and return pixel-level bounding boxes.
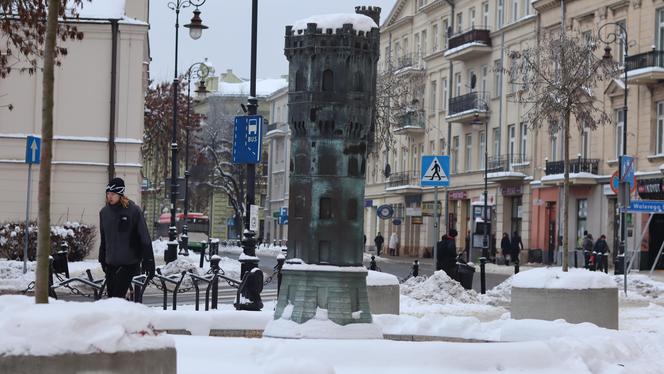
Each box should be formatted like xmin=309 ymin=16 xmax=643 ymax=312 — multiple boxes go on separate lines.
xmin=369 ymin=255 xmax=378 ymax=271
xmin=603 ymin=253 xmax=609 ymax=274
xmin=276 ymin=254 xmax=285 ymax=298
xmin=412 ymin=260 xmax=419 ymax=277
xmin=574 ymin=250 xmax=578 ymax=268
xmin=480 ymin=257 xmax=486 ymax=294
xmin=514 ymin=258 xmax=520 ymax=274
xmin=199 ymin=240 xmax=207 ymax=268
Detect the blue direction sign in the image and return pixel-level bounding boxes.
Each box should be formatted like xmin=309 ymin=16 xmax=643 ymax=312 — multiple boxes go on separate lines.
xmin=233 ymin=115 xmax=263 ymax=164
xmin=25 ymin=135 xmax=41 ymax=164
xmin=278 ymin=207 xmax=288 ymax=225
xmin=420 ymin=155 xmax=450 ymax=187
xmin=623 ymin=200 xmax=664 ymax=213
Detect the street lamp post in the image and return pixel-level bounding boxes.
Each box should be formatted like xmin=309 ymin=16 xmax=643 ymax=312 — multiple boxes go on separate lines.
xmin=473 ymin=112 xmax=490 ymax=260
xmin=165 ymin=0 xmax=208 ymax=264
xmin=179 ymin=62 xmax=210 ymax=256
xmin=598 ymin=23 xmax=628 ymax=287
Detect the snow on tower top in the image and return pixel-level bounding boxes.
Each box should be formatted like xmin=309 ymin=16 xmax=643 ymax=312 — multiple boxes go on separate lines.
xmin=291 ymin=13 xmax=378 ymax=33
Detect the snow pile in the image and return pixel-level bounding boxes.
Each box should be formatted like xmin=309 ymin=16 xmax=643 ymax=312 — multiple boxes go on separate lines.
xmin=152 ymin=239 xmax=169 ymax=257
xmin=160 ymin=257 xmax=204 ymax=277
xmin=400 ymin=270 xmax=481 ymax=304
xmin=366 ymin=270 xmax=399 ymax=286
xmin=0 ymin=295 xmax=173 ymax=356
xmin=484 ymin=274 xmax=514 ymax=306
xmin=614 ymin=274 xmax=664 ymax=300
xmin=512 ymin=267 xmax=617 ymax=289
xmin=292 ymin=13 xmax=378 ymax=33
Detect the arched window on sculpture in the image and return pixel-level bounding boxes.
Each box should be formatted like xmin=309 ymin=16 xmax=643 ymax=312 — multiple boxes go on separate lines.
xmin=295 ymin=69 xmax=305 ymax=91
xmin=322 ymin=69 xmax=334 ymax=92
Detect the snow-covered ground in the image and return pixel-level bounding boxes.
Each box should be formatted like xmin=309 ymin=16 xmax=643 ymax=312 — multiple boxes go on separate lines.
xmin=0 ymin=259 xmax=102 ymax=292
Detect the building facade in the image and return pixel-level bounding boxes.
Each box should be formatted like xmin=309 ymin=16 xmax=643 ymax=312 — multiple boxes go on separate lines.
xmin=0 ymin=1 xmax=150 ymax=257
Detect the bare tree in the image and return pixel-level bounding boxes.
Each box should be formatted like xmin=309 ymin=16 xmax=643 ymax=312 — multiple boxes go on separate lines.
xmin=505 ymin=30 xmax=620 ymax=271
xmin=371 ymin=54 xmax=426 ymax=176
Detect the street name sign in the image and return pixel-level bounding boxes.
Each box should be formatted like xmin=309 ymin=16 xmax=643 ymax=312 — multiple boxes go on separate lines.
xmin=233 ymin=115 xmax=263 ymax=164
xmin=420 ymin=155 xmax=450 ymax=187
xmin=622 ymin=200 xmax=664 ymax=213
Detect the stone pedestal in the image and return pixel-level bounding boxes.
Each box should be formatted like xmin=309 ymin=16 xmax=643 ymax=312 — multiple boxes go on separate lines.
xmin=274 ymin=266 xmax=372 ymax=325
xmin=511 ymin=286 xmax=619 ymax=329
xmin=367 ymin=284 xmax=399 ymax=315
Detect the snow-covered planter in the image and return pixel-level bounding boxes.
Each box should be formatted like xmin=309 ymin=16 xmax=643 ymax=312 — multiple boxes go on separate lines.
xmin=0 ymin=296 xmax=175 ymax=374
xmin=0 ymin=221 xmax=95 ymax=261
xmin=366 ymin=270 xmax=400 ymax=315
xmin=510 ymin=267 xmax=618 ymax=329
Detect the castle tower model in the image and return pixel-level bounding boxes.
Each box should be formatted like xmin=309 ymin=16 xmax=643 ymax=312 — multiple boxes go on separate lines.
xmin=272 ymin=7 xmax=380 ymax=326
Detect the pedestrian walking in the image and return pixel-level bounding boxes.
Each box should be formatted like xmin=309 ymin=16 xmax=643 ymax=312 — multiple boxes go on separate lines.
xmin=500 ymin=232 xmax=511 ymax=265
xmin=388 ymin=232 xmax=399 ymax=256
xmin=582 ymin=231 xmax=594 ymax=269
xmin=99 ymin=177 xmax=155 ymax=299
xmin=374 ymin=232 xmax=384 ymax=256
xmin=436 ymin=229 xmax=458 ymax=279
xmin=593 ymin=234 xmax=610 ymax=273
xmin=511 ymin=231 xmax=524 ymax=266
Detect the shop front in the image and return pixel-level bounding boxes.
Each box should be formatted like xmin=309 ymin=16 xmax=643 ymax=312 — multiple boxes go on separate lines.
xmin=636 ymin=178 xmax=664 ymax=270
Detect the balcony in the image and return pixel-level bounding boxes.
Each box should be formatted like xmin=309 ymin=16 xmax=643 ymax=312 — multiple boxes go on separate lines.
xmin=393 ymin=110 xmax=425 ymax=135
xmin=625 ymin=50 xmax=664 ymax=85
xmin=542 ymin=158 xmax=600 ymax=185
xmin=486 ymin=154 xmax=530 ymax=182
xmin=446 ymin=91 xmax=489 ymax=124
xmin=385 ymin=171 xmax=421 ymax=193
xmin=444 ymin=27 xmax=492 ymax=61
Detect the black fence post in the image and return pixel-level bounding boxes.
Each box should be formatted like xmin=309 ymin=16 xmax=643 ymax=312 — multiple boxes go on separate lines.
xmin=412 ymin=260 xmax=419 ymax=277
xmin=199 ymin=241 xmax=206 ymax=268
xmin=574 ymin=250 xmax=578 ymax=268
xmin=480 ymin=257 xmax=486 ymax=294
xmin=514 ymin=258 xmax=520 ymax=274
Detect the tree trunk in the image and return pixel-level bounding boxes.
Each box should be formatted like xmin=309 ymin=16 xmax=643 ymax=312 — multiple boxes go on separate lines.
xmin=35 ymin=0 xmax=61 ymax=303
xmin=562 ymin=110 xmax=571 ymax=272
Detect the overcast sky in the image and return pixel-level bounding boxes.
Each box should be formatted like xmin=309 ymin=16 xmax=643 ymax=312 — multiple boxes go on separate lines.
xmin=148 ymin=0 xmax=397 ymax=83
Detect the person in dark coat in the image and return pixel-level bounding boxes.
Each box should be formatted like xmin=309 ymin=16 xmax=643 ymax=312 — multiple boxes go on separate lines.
xmin=436 ymin=229 xmax=458 ymax=279
xmin=374 ymin=232 xmax=384 ymax=256
xmin=582 ymin=231 xmax=594 ymax=269
xmin=500 ymin=233 xmax=511 ymax=265
xmin=99 ymin=178 xmax=155 ymax=299
xmin=593 ymin=234 xmax=610 ymax=273
xmin=510 ymin=231 xmax=524 ymax=265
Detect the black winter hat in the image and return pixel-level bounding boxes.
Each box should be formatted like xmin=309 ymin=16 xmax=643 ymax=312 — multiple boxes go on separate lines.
xmin=106 ymin=177 xmax=126 ymax=196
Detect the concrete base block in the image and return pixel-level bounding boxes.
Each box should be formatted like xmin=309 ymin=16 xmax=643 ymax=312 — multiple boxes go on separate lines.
xmin=0 ymin=347 xmax=177 ymax=374
xmin=367 ymin=284 xmax=399 ymax=315
xmin=511 ymin=286 xmax=619 ymax=329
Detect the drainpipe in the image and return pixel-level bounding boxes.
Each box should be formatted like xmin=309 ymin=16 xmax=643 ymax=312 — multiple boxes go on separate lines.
xmin=444 ymin=0 xmax=454 ymax=237
xmin=108 ymin=19 xmax=119 ymax=180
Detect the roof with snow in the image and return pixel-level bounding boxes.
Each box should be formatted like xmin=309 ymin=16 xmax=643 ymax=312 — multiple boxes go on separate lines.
xmin=212 ymin=78 xmax=288 ymax=97
xmin=292 ymin=13 xmax=377 ymax=33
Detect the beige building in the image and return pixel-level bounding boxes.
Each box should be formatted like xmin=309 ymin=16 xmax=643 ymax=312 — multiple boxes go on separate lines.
xmin=365 ymin=0 xmax=664 ymax=269
xmin=0 ymin=1 xmax=150 ymax=254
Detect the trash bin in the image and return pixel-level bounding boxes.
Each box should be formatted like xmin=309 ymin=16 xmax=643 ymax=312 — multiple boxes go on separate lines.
xmin=455 ymin=262 xmax=475 ymax=290
xmin=614 ymin=255 xmax=624 ymax=275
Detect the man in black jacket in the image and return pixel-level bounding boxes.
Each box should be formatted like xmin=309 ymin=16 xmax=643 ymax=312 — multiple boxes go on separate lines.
xmin=436 ymin=229 xmax=458 ymax=278
xmin=99 ymin=177 xmax=155 ymax=299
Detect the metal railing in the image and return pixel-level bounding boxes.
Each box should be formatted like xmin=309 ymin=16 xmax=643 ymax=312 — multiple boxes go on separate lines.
xmin=386 ymin=170 xmax=420 ymax=189
xmin=545 ymin=158 xmax=599 ymax=175
xmin=487 ymin=153 xmax=529 ymax=172
xmin=626 ymin=49 xmax=664 ymax=71
xmin=448 ymin=26 xmax=492 ymax=50
xmin=448 ymin=91 xmax=489 ymax=116
xmin=394 ymin=110 xmax=425 ymax=131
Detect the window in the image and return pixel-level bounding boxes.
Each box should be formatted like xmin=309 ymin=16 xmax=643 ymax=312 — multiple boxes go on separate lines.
xmin=508 ymin=125 xmax=516 ymax=164
xmin=470 ymin=7 xmax=476 ymax=28
xmin=401 ymin=146 xmax=408 ymax=173
xmin=523 ymin=0 xmax=530 ymax=16
xmin=412 ymin=144 xmax=418 ymax=172
xmin=492 ymin=128 xmax=500 ymax=158
xmin=658 ymin=102 xmax=664 ymax=154
xmin=429 ymin=140 xmax=435 ymax=153
xmin=456 ymin=12 xmax=463 ymax=32
xmin=465 ymin=134 xmax=473 ymax=171
xmin=479 ymin=131 xmax=486 ymax=169
xmin=481 ymin=65 xmax=488 ymax=94
xmin=455 ymin=73 xmax=462 ymax=96
xmin=658 ymin=9 xmax=664 ymax=50
xmin=483 ymin=2 xmax=489 ymax=28
xmin=432 ymin=24 xmax=439 ymax=52
xmin=467 ymin=69 xmax=475 ymax=90
xmin=441 ymin=78 xmax=448 ymax=111
xmin=551 ymin=133 xmax=558 ymax=161
xmin=418 ymin=0 xmax=428 ymax=9
xmin=497 ymin=0 xmax=504 ymax=29
xmin=581 ymin=124 xmax=590 ymax=159
xmin=430 ymin=80 xmax=437 ymax=112
xmin=322 ymin=69 xmax=334 ymax=91
xmin=511 ymin=0 xmax=519 ymax=22
xmin=319 ymin=197 xmax=332 ymax=219
xmin=394 ymin=41 xmax=401 ymax=60
xmin=452 ymin=136 xmax=459 ymax=173
xmin=439 ymin=138 xmax=445 ymax=154
xmin=615 ymin=109 xmax=625 ymax=158
xmin=295 ymin=70 xmax=305 ymax=91
xmin=421 ymin=30 xmax=428 ymax=57
xmin=494 ymin=59 xmax=502 ymax=97
xmin=616 ymin=21 xmax=626 ymax=65
xmin=442 ymin=19 xmax=449 ymax=49
xmin=403 ymin=37 xmax=409 ymax=56
xmin=414 ymin=33 xmax=420 ymax=60
xmin=577 ymin=199 xmax=588 ymax=242
xmin=520 ymin=122 xmax=527 ymax=158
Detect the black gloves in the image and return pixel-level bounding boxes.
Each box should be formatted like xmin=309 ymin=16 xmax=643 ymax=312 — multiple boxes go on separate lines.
xmin=142 ymin=259 xmax=155 ymax=278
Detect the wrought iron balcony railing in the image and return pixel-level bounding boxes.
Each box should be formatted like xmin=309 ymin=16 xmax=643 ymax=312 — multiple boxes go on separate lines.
xmin=545 ymin=158 xmax=599 ymax=175
xmin=448 ymin=27 xmax=492 ymax=50
xmin=626 ymin=50 xmax=664 ymax=71
xmin=487 ymin=153 xmax=529 ymax=172
xmin=386 ymin=171 xmax=420 ymax=189
xmin=394 ymin=110 xmax=425 ymax=131
xmin=448 ymin=91 xmax=489 ymax=116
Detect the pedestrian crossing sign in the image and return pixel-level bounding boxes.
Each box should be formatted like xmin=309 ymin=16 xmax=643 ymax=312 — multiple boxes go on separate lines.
xmin=421 ymin=155 xmax=450 ymax=187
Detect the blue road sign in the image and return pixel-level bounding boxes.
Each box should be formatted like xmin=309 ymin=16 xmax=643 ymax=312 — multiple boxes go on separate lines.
xmin=420 ymin=155 xmax=450 ymax=187
xmin=25 ymin=135 xmax=41 ymax=164
xmin=620 ymin=155 xmax=634 ymax=184
xmin=278 ymin=207 xmax=288 ymax=225
xmin=233 ymin=115 xmax=263 ymax=164
xmin=623 ymin=200 xmax=664 ymax=213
